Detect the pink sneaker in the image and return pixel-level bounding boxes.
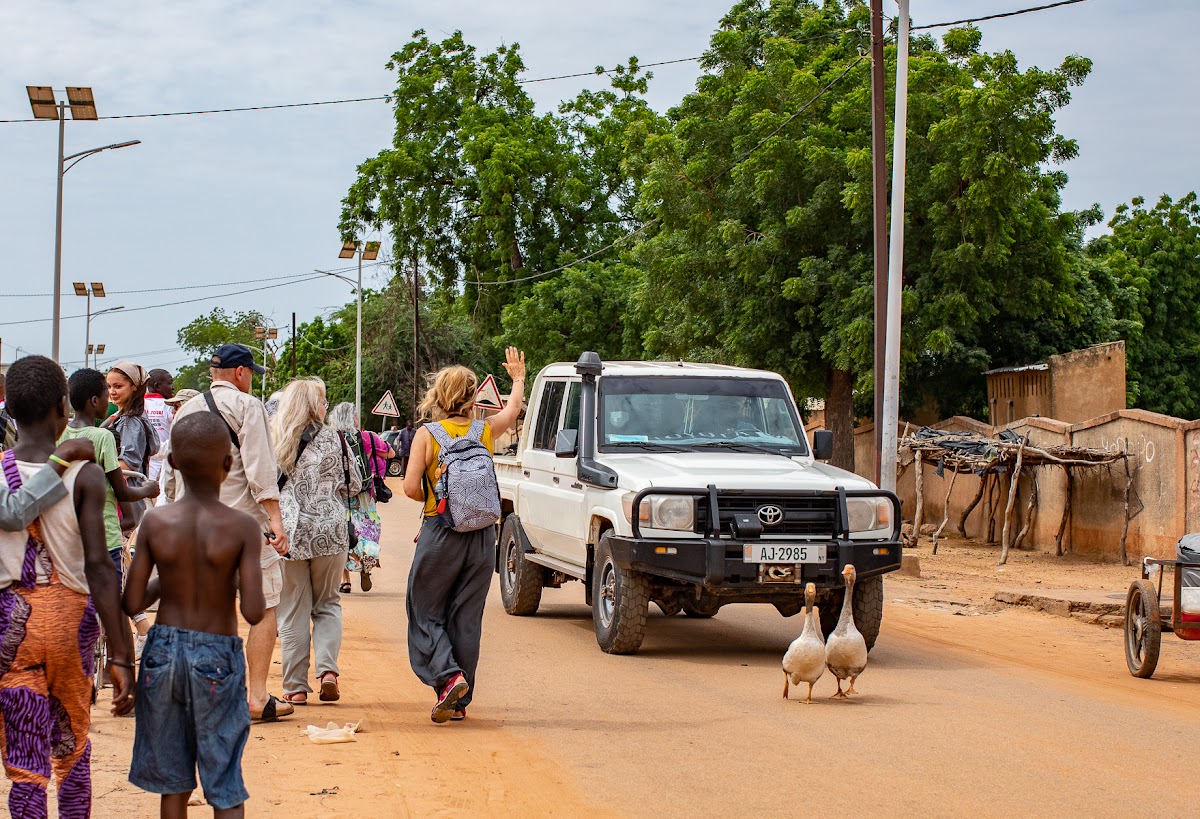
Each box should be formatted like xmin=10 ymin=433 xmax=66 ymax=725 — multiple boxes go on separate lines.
xmin=431 ymin=673 xmax=468 ymax=724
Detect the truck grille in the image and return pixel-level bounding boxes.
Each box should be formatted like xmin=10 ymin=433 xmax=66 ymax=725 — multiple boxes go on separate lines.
xmin=695 ymin=495 xmax=838 ymax=538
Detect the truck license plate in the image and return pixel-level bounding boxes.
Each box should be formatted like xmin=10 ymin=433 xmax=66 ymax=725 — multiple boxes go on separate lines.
xmin=742 ymin=544 xmax=826 ymax=564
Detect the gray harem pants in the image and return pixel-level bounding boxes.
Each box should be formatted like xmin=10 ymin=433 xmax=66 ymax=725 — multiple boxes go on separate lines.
xmin=406 ymin=516 xmax=493 ymax=708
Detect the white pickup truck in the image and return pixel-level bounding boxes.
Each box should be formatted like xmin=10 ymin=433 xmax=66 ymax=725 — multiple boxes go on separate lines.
xmin=493 ymin=353 xmax=902 ymax=654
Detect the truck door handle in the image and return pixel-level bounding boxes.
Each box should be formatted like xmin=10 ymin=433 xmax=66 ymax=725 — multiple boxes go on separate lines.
xmin=552 ymin=476 xmax=561 ymax=484
xmin=523 ymin=470 xmax=530 ymax=477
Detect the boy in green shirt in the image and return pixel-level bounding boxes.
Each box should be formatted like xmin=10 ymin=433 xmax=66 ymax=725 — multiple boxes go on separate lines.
xmin=61 ymin=369 xmax=160 ymax=580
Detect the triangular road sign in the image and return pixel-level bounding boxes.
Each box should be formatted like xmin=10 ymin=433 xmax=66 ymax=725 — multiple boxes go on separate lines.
xmin=475 ymin=374 xmax=504 ymax=411
xmin=372 ymin=390 xmax=401 ymax=417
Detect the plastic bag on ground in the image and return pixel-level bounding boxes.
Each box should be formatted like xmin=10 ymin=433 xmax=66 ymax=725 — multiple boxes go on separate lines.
xmin=302 ymin=719 xmax=366 ymax=744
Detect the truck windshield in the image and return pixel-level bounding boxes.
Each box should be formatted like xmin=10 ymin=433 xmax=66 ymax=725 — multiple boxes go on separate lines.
xmin=598 ymin=376 xmax=808 ymax=455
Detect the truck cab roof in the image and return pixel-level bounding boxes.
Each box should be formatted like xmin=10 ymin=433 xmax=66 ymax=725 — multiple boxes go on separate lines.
xmin=536 ymin=360 xmax=786 ymax=380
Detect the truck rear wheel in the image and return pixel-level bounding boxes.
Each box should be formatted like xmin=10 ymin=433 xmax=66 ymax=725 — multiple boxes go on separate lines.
xmin=818 ymin=575 xmax=884 ymax=652
xmin=593 ymin=534 xmax=649 ymax=654
xmin=499 ymin=516 xmax=542 ymax=616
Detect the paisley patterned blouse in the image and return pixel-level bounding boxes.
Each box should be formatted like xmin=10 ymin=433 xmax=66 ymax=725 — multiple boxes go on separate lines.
xmin=279 ymin=425 xmax=363 ymax=560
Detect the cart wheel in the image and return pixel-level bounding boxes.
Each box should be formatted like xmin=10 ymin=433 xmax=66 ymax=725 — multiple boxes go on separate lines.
xmin=1125 ymin=579 xmax=1161 ymax=678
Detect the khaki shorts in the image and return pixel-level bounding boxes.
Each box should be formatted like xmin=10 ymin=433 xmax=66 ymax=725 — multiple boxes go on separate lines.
xmin=260 ymin=541 xmax=283 ymax=609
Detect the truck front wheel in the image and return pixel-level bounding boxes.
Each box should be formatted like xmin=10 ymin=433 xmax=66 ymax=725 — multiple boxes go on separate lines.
xmin=818 ymin=574 xmax=884 ymax=652
xmin=499 ymin=516 xmax=542 ymax=616
xmin=593 ymin=535 xmax=649 ymax=654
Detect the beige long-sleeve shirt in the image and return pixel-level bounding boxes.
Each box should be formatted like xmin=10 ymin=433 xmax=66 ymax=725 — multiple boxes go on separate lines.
xmin=171 ymin=380 xmax=280 ymax=528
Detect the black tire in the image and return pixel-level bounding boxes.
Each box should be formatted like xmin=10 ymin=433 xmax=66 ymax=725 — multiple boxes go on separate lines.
xmin=818 ymin=574 xmax=884 ymax=652
xmin=593 ymin=534 xmax=649 ymax=654
xmin=681 ymin=599 xmax=719 ymax=618
xmin=498 ymin=516 xmax=542 ymax=616
xmin=1125 ymin=579 xmax=1161 ymax=678
xmin=386 ymin=460 xmax=402 ymax=477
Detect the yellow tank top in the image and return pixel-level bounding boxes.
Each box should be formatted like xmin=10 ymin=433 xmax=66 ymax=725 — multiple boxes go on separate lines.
xmin=423 ymin=420 xmax=494 ymax=516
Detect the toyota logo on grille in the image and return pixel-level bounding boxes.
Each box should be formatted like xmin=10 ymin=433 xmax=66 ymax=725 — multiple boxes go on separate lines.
xmin=757 ymin=505 xmax=784 ymax=526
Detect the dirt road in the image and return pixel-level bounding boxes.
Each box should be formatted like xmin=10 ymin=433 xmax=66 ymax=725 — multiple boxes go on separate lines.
xmin=89 ymin=494 xmax=1200 ymax=817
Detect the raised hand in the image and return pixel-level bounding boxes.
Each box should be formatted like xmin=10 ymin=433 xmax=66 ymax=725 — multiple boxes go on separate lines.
xmin=502 ymin=347 xmax=526 ymax=384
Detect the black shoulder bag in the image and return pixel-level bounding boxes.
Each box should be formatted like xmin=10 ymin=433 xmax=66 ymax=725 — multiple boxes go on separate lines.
xmin=338 ymin=432 xmax=360 ymax=552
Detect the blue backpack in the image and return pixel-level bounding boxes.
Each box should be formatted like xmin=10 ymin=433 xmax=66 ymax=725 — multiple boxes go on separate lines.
xmin=427 ymin=421 xmax=501 ymax=532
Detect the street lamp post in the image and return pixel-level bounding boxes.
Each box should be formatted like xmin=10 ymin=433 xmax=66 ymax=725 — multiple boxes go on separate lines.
xmin=26 ymin=86 xmax=140 ymax=363
xmin=85 ymin=305 xmax=124 ymax=368
xmin=88 ymin=343 xmax=107 ymax=368
xmin=333 ymin=240 xmax=379 ymax=422
xmin=74 ymin=281 xmax=107 ymax=362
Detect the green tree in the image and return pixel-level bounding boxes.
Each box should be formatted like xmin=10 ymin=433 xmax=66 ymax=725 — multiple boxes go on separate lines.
xmin=499 ymin=262 xmax=646 ymax=373
xmin=340 ymin=30 xmax=664 ymax=337
xmin=1087 ymin=193 xmax=1200 ymax=417
xmin=175 ymin=308 xmax=268 ymax=391
xmin=634 ymin=0 xmax=1095 ymax=464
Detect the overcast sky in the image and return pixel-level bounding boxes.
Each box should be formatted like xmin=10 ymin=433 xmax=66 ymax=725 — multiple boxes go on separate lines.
xmin=1 ymin=0 xmax=1195 ymax=381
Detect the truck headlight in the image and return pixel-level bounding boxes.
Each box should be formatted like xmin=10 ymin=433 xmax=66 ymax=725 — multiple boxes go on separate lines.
xmin=846 ymin=497 xmax=892 ymax=534
xmin=652 ymin=497 xmax=695 ymax=531
xmin=622 ymin=493 xmax=695 ymax=531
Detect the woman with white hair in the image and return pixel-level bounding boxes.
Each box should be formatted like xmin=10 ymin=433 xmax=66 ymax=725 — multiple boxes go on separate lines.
xmin=326 ymin=401 xmax=392 ymax=594
xmin=272 ymin=378 xmax=362 ymax=706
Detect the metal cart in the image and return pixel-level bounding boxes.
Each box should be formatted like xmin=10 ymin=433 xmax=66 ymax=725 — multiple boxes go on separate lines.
xmin=1125 ymin=557 xmax=1200 ymax=678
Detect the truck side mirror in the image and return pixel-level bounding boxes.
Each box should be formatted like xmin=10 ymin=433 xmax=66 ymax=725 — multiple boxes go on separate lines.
xmin=554 ymin=429 xmax=579 ymax=458
xmin=812 ymin=430 xmax=833 ymax=461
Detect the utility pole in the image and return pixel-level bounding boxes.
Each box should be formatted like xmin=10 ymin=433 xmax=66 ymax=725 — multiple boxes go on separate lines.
xmin=254 ymin=325 xmax=277 ymax=399
xmin=869 ymin=0 xmax=889 ymax=485
xmin=291 ymin=312 xmax=297 ymax=378
xmin=881 ymin=0 xmax=911 ymax=493
xmin=411 ymin=256 xmax=421 ymax=419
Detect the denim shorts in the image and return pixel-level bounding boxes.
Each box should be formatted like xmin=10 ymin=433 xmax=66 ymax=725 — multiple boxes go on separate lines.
xmin=129 ymin=625 xmax=250 ymax=809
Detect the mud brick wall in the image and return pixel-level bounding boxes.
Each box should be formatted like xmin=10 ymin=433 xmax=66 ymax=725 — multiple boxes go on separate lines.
xmin=846 ymin=409 xmax=1200 ymax=562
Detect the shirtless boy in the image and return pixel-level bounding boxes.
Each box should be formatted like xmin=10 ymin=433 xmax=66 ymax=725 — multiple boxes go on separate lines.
xmin=123 ymin=412 xmax=264 ymax=818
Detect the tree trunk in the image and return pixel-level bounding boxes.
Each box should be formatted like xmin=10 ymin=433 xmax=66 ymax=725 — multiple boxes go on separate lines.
xmin=826 ymin=368 xmax=856 ymax=472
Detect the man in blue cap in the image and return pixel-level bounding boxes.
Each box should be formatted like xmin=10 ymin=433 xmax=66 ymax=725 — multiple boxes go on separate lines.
xmin=168 ymin=343 xmax=294 ymax=721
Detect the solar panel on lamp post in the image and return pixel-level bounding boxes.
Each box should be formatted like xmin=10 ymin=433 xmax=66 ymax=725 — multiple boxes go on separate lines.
xmin=333 ymin=240 xmax=377 ymax=422
xmin=74 ymin=281 xmax=106 ymax=364
xmin=26 ymin=85 xmax=140 ymax=363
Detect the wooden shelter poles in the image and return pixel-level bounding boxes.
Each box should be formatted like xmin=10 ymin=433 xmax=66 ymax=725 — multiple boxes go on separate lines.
xmin=908 ymin=449 xmax=924 ymax=547
xmin=999 ymin=440 xmax=1026 ymax=565
xmin=932 ymin=466 xmax=959 ymax=555
xmin=1055 ymin=471 xmax=1072 ymax=556
xmin=958 ymin=473 xmax=987 ymax=536
xmin=1014 ymin=475 xmax=1039 ymax=551
xmin=1118 ymin=455 xmax=1137 ymax=567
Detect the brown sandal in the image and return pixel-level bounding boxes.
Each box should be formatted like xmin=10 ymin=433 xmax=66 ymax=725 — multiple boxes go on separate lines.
xmin=283 ymin=692 xmax=308 ymax=706
xmin=319 ymin=672 xmax=340 ymax=702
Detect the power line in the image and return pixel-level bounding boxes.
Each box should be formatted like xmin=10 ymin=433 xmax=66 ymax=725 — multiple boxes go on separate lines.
xmin=476 ymin=52 xmax=868 ymax=288
xmin=0 ymin=95 xmax=391 ymax=125
xmin=911 ymin=0 xmax=1091 ymax=30
xmin=0 ymin=3 xmax=1089 ymax=127
xmin=0 ymin=260 xmax=392 ymax=299
xmin=474 ymin=221 xmax=658 ymax=287
xmin=0 ymin=273 xmax=329 ymax=327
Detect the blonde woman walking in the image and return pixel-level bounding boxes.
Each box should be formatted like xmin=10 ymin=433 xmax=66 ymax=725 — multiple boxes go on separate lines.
xmin=272 ymin=378 xmax=362 ymax=705
xmin=402 ymin=348 xmax=525 ymax=723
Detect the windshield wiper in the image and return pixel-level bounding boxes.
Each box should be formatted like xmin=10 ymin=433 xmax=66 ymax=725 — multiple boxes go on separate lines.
xmin=604 ymin=441 xmax=694 ymax=452
xmin=690 ymin=441 xmax=802 ymax=457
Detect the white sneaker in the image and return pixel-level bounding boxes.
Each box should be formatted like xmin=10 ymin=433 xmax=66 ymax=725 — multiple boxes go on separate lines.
xmin=135 ymin=634 xmax=147 ymax=662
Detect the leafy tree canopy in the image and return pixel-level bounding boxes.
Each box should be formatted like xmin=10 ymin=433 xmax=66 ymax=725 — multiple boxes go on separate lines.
xmin=633 ymin=0 xmax=1098 ymax=460
xmin=1087 ymin=193 xmax=1200 ymax=417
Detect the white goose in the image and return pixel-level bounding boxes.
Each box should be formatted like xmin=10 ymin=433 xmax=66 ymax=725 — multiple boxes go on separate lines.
xmin=825 ymin=564 xmax=868 ymax=698
xmin=782 ymin=582 xmax=825 ymax=703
